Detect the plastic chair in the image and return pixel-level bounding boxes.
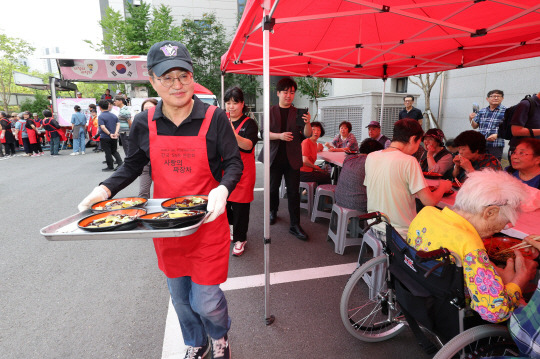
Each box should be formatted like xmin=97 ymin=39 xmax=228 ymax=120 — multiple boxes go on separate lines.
xmin=299 ymin=181 xmax=316 ymax=216
xmin=311 ymin=184 xmax=336 ymax=222
xmin=327 ymin=203 xmax=364 ymax=255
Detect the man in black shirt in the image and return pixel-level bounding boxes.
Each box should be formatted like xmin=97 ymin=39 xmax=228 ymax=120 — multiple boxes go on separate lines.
xmin=78 ymin=41 xmax=241 ymax=359
xmin=258 ymin=77 xmax=312 ymax=240
xmin=398 ymin=95 xmax=423 ymax=126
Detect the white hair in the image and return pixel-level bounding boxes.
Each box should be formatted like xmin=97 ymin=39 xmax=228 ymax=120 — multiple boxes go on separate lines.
xmin=453 ymin=169 xmax=528 ymax=225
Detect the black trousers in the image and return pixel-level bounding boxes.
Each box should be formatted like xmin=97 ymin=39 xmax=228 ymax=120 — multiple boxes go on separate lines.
xmin=119 ymin=132 xmax=130 ymax=157
xmin=299 ymin=170 xmax=332 ymax=185
xmin=226 ymin=201 xmax=251 ymax=242
xmin=270 ymin=161 xmax=301 ymax=226
xmin=101 ymin=138 xmax=123 ymax=169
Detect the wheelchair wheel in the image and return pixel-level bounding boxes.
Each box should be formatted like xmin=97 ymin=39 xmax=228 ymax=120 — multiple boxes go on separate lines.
xmin=340 ymin=255 xmax=406 ymax=342
xmin=433 ymin=324 xmax=519 ymax=359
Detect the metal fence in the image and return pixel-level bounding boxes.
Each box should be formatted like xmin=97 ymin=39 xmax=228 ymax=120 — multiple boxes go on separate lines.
xmin=320 ymin=106 xmax=364 ymax=137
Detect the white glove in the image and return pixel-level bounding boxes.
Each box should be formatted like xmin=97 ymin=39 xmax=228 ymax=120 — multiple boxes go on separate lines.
xmin=205 ymin=185 xmax=229 ymax=223
xmin=77 ymin=186 xmax=109 ymax=212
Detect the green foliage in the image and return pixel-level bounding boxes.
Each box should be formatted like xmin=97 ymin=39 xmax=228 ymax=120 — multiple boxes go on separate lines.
xmin=87 ymin=2 xmax=182 ymax=55
xmin=20 ymin=93 xmax=50 ymax=115
xmin=0 ymin=33 xmax=35 ymax=111
xmin=295 ymin=77 xmax=332 ymax=120
xmin=181 ymin=13 xmax=228 ymax=99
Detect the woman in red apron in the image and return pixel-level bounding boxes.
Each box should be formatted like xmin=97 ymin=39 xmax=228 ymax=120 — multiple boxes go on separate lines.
xmin=224 ymin=87 xmax=258 ymax=257
xmin=42 ymin=110 xmax=61 ymax=155
xmin=23 ymin=111 xmax=42 ymax=156
xmin=0 ymin=111 xmax=17 ymax=156
xmin=15 ymin=115 xmax=32 ymax=156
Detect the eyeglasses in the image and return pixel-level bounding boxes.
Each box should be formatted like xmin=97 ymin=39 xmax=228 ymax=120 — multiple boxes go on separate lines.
xmin=404 ymin=100 xmax=413 ymax=103
xmin=489 ymin=95 xmax=502 ymax=98
xmin=511 ymin=150 xmax=534 ymax=157
xmin=156 ymin=72 xmax=193 ymax=88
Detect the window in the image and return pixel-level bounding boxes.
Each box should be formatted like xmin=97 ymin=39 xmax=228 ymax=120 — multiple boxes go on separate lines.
xmin=238 ymin=0 xmax=247 ymax=20
xmin=396 ymin=77 xmax=408 ymax=93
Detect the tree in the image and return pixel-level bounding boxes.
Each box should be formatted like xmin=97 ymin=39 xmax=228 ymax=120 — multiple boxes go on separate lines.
xmin=181 ymin=13 xmax=229 ymax=99
xmin=0 ymin=33 xmax=35 ymax=111
xmin=409 ymin=72 xmax=443 ymax=129
xmin=20 ymin=92 xmax=50 ymax=115
xmin=295 ymin=77 xmax=332 ymax=120
xmin=86 ymin=2 xmax=182 ymax=55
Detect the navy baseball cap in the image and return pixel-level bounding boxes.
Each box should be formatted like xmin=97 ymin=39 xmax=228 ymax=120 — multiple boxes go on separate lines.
xmin=147 ymin=41 xmax=193 ymax=77
xmin=365 ymin=121 xmax=381 ymax=128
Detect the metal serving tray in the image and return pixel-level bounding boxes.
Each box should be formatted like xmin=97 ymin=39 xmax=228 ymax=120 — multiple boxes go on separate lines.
xmin=40 ymin=199 xmax=205 ymax=241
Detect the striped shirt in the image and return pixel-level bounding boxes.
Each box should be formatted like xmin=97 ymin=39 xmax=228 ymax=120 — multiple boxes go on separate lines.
xmin=473 ymin=105 xmax=506 ymax=148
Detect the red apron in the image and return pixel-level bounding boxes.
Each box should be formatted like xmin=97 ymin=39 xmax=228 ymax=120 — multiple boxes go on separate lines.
xmin=43 ymin=118 xmax=59 ymax=141
xmin=228 ymin=117 xmax=256 ymax=203
xmin=148 ymin=106 xmax=229 ymax=284
xmin=17 ymin=120 xmax=26 ymax=145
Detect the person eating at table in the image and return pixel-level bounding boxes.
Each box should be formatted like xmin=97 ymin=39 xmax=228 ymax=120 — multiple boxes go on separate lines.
xmin=452 ymin=130 xmax=502 ymax=183
xmin=407 ymin=169 xmax=538 ymax=323
xmin=418 ymin=128 xmax=454 ymax=179
xmin=335 ymin=138 xmax=383 ymax=212
xmin=300 ymin=121 xmax=331 ymax=186
xmin=506 ymin=138 xmax=540 ymax=189
xmin=77 ymin=40 xmax=242 ymax=359
xmin=224 ymin=86 xmax=259 ymax=257
xmin=364 ymin=118 xmax=452 ymax=238
xmin=324 ymin=121 xmax=358 ymax=152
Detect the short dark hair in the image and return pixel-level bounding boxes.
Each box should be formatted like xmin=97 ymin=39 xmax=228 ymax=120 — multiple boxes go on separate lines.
xmin=487 ymin=89 xmax=504 ymax=98
xmin=42 ymin=110 xmax=52 ymax=117
xmin=454 ymin=130 xmax=487 ymax=154
xmin=74 ymin=105 xmax=81 ymax=112
xmin=403 ymin=95 xmax=414 ymax=101
xmin=98 ymin=99 xmax=110 ymax=110
xmin=338 ymin=121 xmax=352 ymax=132
xmin=392 ymin=118 xmax=424 ymax=143
xmin=141 ymin=98 xmax=158 ymax=111
xmin=360 ymin=138 xmax=384 ymax=154
xmin=516 ymin=137 xmax=540 ymax=158
xmin=88 ymin=104 xmax=97 ymax=110
xmin=224 ymin=87 xmax=245 ymax=103
xmin=114 ymin=95 xmax=126 ymax=104
xmin=310 ymin=121 xmax=325 ymax=137
xmin=105 ymin=89 xmax=110 ymax=93
xmin=0 ymin=111 xmax=6 ymax=118
xmin=276 ymin=77 xmax=297 ymax=92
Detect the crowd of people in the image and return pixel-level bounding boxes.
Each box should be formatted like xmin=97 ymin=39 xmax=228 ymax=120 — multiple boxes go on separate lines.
xmin=3 ymin=38 xmax=539 ymax=358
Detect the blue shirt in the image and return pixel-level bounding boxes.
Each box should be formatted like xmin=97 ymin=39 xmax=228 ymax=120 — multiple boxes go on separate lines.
xmin=97 ymin=111 xmax=118 ymax=139
xmin=511 ymin=170 xmax=540 ymax=189
xmin=473 ymin=105 xmax=506 ymax=148
xmin=71 ymin=112 xmax=87 ymax=126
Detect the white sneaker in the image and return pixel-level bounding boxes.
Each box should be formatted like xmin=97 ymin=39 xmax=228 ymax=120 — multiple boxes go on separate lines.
xmin=31 ymin=153 xmax=40 ymax=157
xmin=80 ymin=152 xmax=85 ymax=155
xmin=70 ymin=152 xmax=79 ymax=156
xmin=232 ymin=241 xmax=246 ymax=256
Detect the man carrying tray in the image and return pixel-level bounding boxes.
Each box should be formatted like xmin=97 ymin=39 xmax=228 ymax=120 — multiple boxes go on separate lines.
xmin=77 ymin=41 xmax=242 ymax=359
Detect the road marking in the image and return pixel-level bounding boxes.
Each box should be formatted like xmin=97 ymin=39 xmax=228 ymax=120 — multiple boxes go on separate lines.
xmin=161 ymin=262 xmax=357 ymax=358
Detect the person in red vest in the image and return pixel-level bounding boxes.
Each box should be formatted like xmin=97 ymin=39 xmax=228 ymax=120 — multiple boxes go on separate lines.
xmin=100 ymin=89 xmax=112 ymax=100
xmin=77 ymin=41 xmax=241 ymax=359
xmin=224 ymin=87 xmax=259 ymax=257
xmin=42 ymin=110 xmax=61 ymax=156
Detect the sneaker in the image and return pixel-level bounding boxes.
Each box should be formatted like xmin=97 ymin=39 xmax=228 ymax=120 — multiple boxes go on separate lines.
xmin=211 ymin=336 xmax=230 ymax=359
xmin=70 ymin=152 xmax=79 ymax=156
xmin=31 ymin=154 xmax=39 ymax=157
xmin=184 ymin=341 xmax=210 ymax=359
xmin=232 ymin=241 xmax=246 ymax=256
xmin=39 ymin=152 xmax=45 ymax=156
xmin=80 ymin=151 xmax=85 ymax=155
xmin=102 ymin=167 xmax=115 ymax=172
xmin=229 ymin=225 xmax=233 ymax=241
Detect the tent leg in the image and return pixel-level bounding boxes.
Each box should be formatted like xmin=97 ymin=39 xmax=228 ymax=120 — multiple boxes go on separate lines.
xmin=379 ymin=78 xmax=387 ymax=123
xmin=221 ymin=74 xmax=225 ymax=108
xmin=263 ymin=0 xmax=274 ymax=326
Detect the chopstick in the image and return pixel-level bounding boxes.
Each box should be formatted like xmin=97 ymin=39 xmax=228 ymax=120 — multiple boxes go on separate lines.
xmin=496 ymin=236 xmax=540 ymax=254
xmin=454 ymin=177 xmax=462 ymax=188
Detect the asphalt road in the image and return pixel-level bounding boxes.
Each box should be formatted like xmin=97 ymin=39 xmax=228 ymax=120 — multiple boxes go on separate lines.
xmin=0 ymin=148 xmax=430 ymax=359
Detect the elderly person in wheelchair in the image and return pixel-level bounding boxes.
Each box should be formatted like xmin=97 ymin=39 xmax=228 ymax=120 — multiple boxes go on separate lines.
xmin=407 ymin=169 xmax=538 ymax=324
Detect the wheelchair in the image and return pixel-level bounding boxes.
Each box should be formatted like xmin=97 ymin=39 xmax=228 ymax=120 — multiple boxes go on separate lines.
xmin=340 ymin=212 xmax=520 ymax=358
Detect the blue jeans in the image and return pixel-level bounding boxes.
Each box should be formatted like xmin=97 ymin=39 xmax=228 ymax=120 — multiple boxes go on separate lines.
xmin=72 ymin=126 xmax=86 ymax=153
xmin=50 ymin=136 xmax=60 ymax=155
xmin=167 ymin=276 xmax=230 ymax=347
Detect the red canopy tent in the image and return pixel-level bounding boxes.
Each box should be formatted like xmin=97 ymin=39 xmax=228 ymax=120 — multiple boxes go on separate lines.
xmin=222 ymin=0 xmax=540 ymax=78
xmin=220 ymin=0 xmax=540 ymax=325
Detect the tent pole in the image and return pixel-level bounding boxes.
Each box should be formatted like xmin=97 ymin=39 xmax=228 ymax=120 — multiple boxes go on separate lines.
xmin=379 ymin=78 xmax=387 ymax=123
xmin=263 ymin=0 xmax=275 ymax=326
xmin=221 ymin=73 xmax=225 ymax=108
